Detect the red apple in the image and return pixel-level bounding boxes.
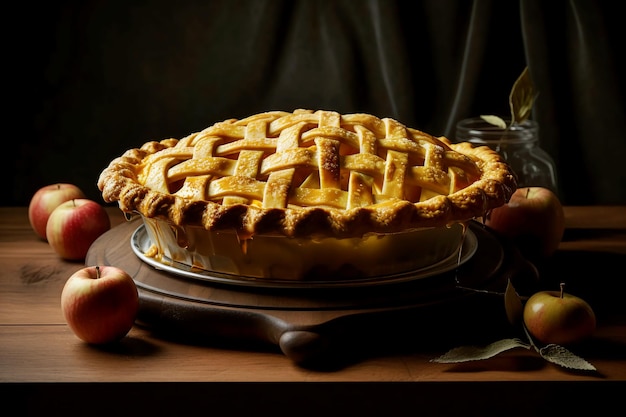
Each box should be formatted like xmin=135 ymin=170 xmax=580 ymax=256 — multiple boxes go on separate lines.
xmin=485 ymin=186 xmax=565 ymax=259
xmin=28 ymin=183 xmax=86 ymax=240
xmin=61 ymin=265 xmax=139 ymax=344
xmin=46 ymin=199 xmax=111 ymax=260
xmin=523 ymin=283 xmax=596 ymax=345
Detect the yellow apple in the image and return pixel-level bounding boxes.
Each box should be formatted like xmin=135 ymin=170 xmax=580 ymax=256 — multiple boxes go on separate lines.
xmin=523 ymin=283 xmax=596 ymax=345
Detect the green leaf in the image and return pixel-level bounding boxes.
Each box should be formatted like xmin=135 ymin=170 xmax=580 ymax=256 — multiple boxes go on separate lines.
xmin=539 ymin=344 xmax=597 ymax=371
xmin=504 ymin=279 xmax=524 ymax=326
xmin=509 ymin=66 xmax=537 ymax=124
xmin=480 ymin=115 xmax=507 ymax=129
xmin=431 ymin=338 xmax=530 ymax=363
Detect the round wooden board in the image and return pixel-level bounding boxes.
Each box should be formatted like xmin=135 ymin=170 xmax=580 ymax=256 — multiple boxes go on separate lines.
xmin=86 ymin=218 xmax=538 ymax=366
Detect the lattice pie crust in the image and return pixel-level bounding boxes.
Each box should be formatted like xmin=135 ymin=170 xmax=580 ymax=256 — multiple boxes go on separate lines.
xmin=98 ymin=109 xmax=516 ymax=239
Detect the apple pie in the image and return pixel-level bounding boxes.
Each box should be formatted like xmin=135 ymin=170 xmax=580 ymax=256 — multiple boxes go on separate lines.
xmin=98 ymin=109 xmax=516 ymax=280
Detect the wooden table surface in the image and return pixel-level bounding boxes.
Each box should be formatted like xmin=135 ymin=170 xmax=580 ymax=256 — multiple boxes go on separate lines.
xmin=2 ymin=205 xmax=625 ymax=415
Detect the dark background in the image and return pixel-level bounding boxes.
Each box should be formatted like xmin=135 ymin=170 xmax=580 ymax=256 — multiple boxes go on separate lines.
xmin=6 ymin=0 xmax=625 ymax=206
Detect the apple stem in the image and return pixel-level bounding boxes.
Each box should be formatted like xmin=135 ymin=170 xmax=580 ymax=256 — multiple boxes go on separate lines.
xmin=560 ymin=282 xmax=565 ymax=298
xmin=96 ymin=266 xmax=100 ymax=279
xmin=525 ymin=188 xmax=530 ymax=198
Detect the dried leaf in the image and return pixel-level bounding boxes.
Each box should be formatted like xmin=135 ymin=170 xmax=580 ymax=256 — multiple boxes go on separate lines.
xmin=539 ymin=344 xmax=597 ymax=371
xmin=504 ymin=279 xmax=524 ymax=326
xmin=480 ymin=115 xmax=507 ymax=129
xmin=431 ymin=338 xmax=530 ymax=363
xmin=509 ymin=66 xmax=536 ymax=124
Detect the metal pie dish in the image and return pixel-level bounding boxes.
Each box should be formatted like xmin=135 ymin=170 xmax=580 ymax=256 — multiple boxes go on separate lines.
xmin=131 ymin=216 xmax=478 ymax=288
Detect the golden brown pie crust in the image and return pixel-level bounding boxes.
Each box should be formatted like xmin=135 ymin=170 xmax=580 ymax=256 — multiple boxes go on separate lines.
xmin=98 ymin=109 xmax=516 ymax=238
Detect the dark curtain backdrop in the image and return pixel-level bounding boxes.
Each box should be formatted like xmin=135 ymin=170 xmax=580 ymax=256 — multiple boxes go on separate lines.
xmin=6 ymin=0 xmax=625 ymax=206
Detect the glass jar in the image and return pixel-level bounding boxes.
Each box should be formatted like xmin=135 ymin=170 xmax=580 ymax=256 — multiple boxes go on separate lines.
xmin=455 ymin=117 xmax=558 ymax=192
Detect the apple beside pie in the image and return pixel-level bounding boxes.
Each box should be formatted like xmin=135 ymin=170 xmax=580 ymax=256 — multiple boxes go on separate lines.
xmin=98 ymin=109 xmax=516 ymax=280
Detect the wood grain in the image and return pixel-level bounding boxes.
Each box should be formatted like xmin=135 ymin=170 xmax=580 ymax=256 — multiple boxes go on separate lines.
xmin=1 ymin=206 xmax=625 ymax=384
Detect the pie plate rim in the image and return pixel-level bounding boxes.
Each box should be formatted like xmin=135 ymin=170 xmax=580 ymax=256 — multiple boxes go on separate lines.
xmin=130 ymin=224 xmax=479 ymax=289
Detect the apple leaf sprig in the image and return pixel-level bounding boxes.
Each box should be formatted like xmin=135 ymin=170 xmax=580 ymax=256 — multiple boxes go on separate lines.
xmin=431 ymin=280 xmax=596 ymax=372
xmin=480 ymin=66 xmax=538 ymax=129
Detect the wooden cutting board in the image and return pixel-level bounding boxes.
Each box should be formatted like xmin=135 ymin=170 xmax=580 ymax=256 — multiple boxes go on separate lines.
xmin=86 ymin=218 xmax=538 ymax=367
